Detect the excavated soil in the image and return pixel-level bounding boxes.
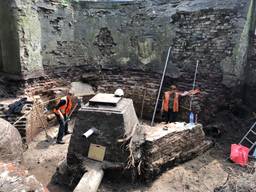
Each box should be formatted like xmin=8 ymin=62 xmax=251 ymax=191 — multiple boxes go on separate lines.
xmin=22 ymin=116 xmax=256 ymax=192
xmin=22 ymin=122 xmax=74 ymax=192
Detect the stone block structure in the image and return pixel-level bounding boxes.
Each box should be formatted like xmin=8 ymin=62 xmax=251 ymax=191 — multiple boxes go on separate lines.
xmin=67 ymin=93 xmax=144 ymax=166
xmin=56 ymin=94 xmax=211 ymax=189
xmin=142 ymin=123 xmax=212 ymax=180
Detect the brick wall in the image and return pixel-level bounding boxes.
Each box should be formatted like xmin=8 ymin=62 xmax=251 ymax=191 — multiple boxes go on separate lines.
xmin=1 ymin=0 xmax=252 ymax=125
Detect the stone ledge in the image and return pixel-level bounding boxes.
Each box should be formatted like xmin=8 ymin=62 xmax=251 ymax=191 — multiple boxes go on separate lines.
xmin=74 ymin=0 xmax=141 ymax=9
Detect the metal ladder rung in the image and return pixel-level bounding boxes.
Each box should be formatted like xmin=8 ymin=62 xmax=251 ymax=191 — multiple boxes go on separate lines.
xmin=239 ymin=121 xmax=256 ymax=153
xmin=244 ymin=137 xmax=254 ymax=145
xmin=250 ymin=130 xmax=256 ymax=135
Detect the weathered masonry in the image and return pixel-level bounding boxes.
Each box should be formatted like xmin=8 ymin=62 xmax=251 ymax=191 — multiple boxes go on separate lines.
xmin=0 ymin=0 xmax=255 ymax=123
xmin=53 ymin=94 xmax=211 ymax=189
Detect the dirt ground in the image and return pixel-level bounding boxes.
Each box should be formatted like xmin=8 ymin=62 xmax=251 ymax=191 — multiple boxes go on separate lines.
xmin=98 ymin=146 xmax=256 ymax=192
xmin=22 ymin=122 xmax=73 ymax=192
xmin=22 ymin=118 xmax=256 ymax=192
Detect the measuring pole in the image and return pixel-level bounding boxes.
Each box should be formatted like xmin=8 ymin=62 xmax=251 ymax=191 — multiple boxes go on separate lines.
xmin=189 ymin=60 xmax=199 ymax=111
xmin=151 ymin=46 xmax=172 ymax=126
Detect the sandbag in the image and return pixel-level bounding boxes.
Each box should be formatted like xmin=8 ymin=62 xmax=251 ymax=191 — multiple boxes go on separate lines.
xmin=230 ymin=144 xmax=249 ymax=167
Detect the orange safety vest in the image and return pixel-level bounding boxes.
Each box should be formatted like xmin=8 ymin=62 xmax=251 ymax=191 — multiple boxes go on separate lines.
xmin=162 ymin=91 xmax=179 ymax=112
xmin=53 ymin=96 xmax=72 ymax=115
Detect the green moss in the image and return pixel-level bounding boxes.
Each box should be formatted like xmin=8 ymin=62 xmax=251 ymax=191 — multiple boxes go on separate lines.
xmin=112 ymin=3 xmax=120 ymax=9
xmin=61 ymin=0 xmax=79 ymax=6
xmin=61 ymin=0 xmax=69 ymax=6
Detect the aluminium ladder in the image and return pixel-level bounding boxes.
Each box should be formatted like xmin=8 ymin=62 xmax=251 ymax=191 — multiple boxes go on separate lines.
xmin=239 ymin=120 xmax=256 ymax=152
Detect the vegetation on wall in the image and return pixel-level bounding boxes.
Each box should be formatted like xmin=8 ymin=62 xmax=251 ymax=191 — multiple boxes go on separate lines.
xmin=60 ymin=0 xmax=79 ymax=6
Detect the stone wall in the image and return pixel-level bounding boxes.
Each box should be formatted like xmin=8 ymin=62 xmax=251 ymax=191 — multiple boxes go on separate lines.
xmin=37 ymin=1 xmax=75 ymax=70
xmin=245 ymin=36 xmax=256 ymax=110
xmin=244 ymin=0 xmax=256 ymax=111
xmin=0 ymin=0 xmax=255 ymax=123
xmin=15 ymin=1 xmax=44 ymax=79
xmin=170 ymin=8 xmax=238 ymax=123
xmin=39 ymin=0 xmax=253 ymax=123
xmin=0 ymin=1 xmax=21 ymax=75
xmin=0 ymin=0 xmax=44 ymax=79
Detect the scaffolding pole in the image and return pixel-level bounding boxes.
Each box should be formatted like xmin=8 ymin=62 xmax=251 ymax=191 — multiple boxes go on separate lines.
xmin=151 ymin=46 xmax=172 ymax=126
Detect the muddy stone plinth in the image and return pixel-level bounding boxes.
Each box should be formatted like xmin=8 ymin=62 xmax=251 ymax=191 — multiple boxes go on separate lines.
xmin=55 ymin=94 xmax=211 ymax=189
xmin=142 ymin=123 xmax=212 ymax=181
xmin=67 ymin=94 xmax=144 ymax=166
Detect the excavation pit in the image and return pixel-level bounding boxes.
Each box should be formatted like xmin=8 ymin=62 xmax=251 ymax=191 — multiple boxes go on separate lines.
xmin=55 ymin=93 xmax=212 ymax=190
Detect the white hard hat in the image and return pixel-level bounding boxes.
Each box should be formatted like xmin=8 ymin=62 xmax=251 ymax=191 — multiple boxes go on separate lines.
xmin=114 ymin=88 xmax=124 ymax=97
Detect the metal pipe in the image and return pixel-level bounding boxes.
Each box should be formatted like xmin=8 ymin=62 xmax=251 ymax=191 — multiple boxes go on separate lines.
xmin=83 ymin=127 xmax=99 ymax=138
xmin=83 ymin=129 xmax=95 ymax=138
xmin=151 ymin=46 xmax=172 ymax=126
xmin=189 ymin=60 xmax=199 ymax=111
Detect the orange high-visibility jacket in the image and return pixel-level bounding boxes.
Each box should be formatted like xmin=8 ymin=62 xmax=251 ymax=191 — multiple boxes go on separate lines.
xmin=162 ymin=91 xmax=179 ymax=112
xmin=53 ymin=96 xmax=72 ymax=115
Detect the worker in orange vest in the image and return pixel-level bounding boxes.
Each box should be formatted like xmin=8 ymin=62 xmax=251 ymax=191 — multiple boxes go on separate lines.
xmin=161 ymin=85 xmax=199 ymax=124
xmin=49 ymin=92 xmax=74 ymax=144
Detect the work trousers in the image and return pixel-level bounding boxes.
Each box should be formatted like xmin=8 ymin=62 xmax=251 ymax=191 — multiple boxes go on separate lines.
xmin=56 ymin=115 xmax=69 ymax=142
xmin=164 ymin=109 xmax=178 ymax=123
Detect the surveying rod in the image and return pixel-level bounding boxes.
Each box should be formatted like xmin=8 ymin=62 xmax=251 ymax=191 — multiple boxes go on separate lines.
xmin=151 ymin=46 xmax=172 ymax=126
xmin=189 ymin=60 xmax=199 ymax=111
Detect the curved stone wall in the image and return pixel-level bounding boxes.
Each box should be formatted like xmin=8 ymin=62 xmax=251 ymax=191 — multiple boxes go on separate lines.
xmin=0 ymin=0 xmax=255 ymax=122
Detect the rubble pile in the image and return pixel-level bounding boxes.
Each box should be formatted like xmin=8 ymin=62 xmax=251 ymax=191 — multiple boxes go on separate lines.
xmin=0 ymin=97 xmax=47 ymax=143
xmin=0 ymin=162 xmax=48 ymax=192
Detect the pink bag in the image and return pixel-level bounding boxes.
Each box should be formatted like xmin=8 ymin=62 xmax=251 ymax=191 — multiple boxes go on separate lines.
xmin=230 ymin=144 xmax=249 ymax=167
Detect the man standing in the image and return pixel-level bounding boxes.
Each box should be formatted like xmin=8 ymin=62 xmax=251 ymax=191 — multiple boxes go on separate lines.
xmin=50 ymin=93 xmax=73 ymax=144
xmin=161 ymin=85 xmax=198 ymax=124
